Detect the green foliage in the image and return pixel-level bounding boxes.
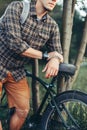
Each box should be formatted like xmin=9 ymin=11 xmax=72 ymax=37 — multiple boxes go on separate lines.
xmin=69 ymin=102 xmax=87 ymax=130
xmin=73 ymin=65 xmax=87 ymax=92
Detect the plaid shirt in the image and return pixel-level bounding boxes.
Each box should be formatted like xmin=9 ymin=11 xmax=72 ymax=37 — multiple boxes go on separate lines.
xmin=0 ymin=1 xmax=62 ymax=81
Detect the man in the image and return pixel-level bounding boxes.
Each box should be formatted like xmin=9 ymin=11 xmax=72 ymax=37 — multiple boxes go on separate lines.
xmin=0 ymin=0 xmax=63 ymax=129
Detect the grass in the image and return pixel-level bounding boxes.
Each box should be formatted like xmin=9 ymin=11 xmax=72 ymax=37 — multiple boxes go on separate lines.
xmin=73 ymin=65 xmax=87 ymax=93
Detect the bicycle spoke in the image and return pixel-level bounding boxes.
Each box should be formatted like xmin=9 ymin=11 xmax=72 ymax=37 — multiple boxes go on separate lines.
xmin=46 ymin=100 xmax=87 ymax=130
xmin=42 ymin=90 xmax=87 ymax=130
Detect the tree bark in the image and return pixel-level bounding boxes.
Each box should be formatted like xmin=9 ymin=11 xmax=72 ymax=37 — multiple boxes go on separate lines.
xmin=32 ymin=59 xmax=40 ymax=113
xmin=58 ymin=0 xmax=76 ymax=93
xmin=69 ymin=15 xmax=87 ymax=88
xmin=62 ymin=0 xmax=76 ymax=63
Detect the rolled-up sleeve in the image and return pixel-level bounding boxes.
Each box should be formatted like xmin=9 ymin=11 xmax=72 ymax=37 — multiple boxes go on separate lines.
xmin=4 ymin=2 xmax=30 ymax=54
xmin=46 ymin=23 xmax=63 ymax=54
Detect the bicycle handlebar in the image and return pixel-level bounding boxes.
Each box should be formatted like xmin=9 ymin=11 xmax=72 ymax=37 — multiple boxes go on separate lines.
xmin=25 ymin=63 xmax=76 ymax=89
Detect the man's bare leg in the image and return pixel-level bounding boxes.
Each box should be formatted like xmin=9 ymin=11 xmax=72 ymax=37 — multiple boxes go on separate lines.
xmin=0 ymin=121 xmax=2 ymax=130
xmin=9 ymin=109 xmax=28 ymax=130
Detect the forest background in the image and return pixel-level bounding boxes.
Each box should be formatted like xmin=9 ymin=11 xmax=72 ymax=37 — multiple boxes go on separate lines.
xmin=0 ymin=0 xmax=87 ymax=111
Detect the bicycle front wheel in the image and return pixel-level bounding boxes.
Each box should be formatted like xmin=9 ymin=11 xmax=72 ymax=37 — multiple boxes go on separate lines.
xmin=41 ymin=90 xmax=87 ymax=130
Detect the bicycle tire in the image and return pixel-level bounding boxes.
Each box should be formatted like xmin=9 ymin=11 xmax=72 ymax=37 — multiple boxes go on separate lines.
xmin=41 ymin=90 xmax=87 ymax=130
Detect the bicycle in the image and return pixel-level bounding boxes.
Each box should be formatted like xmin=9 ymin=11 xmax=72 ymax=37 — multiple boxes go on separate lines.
xmin=0 ymin=63 xmax=87 ymax=130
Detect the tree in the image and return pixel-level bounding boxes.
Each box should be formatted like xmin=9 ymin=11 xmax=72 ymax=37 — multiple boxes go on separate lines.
xmin=56 ymin=0 xmax=87 ymax=92
xmin=70 ymin=15 xmax=87 ymax=88
xmin=62 ymin=0 xmax=76 ymax=63
xmin=57 ymin=0 xmax=76 ymax=92
xmin=31 ymin=59 xmax=40 ymax=112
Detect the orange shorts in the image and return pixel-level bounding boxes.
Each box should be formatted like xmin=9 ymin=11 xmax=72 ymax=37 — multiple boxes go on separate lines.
xmin=0 ymin=73 xmax=30 ymax=110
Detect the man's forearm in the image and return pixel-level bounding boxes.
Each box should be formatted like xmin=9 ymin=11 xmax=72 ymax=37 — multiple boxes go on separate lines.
xmin=21 ymin=48 xmax=63 ymax=63
xmin=21 ymin=47 xmax=42 ymax=59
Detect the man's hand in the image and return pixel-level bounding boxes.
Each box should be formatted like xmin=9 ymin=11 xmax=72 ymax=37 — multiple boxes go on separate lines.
xmin=42 ymin=58 xmax=60 ymax=78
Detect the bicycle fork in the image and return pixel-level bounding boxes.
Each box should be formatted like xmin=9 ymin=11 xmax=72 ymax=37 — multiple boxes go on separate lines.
xmin=49 ymin=95 xmax=80 ymax=130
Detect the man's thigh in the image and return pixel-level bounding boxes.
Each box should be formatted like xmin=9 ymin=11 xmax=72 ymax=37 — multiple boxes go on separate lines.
xmin=4 ymin=73 xmax=30 ymax=110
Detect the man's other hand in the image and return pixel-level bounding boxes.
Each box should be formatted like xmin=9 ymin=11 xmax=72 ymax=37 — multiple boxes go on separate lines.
xmin=42 ymin=58 xmax=60 ymax=78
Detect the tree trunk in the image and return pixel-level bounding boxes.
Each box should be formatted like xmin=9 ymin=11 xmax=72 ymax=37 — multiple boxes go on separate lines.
xmin=58 ymin=0 xmax=76 ymax=93
xmin=62 ymin=0 xmax=76 ymax=63
xmin=32 ymin=59 xmax=40 ymax=113
xmin=69 ymin=15 xmax=87 ymax=88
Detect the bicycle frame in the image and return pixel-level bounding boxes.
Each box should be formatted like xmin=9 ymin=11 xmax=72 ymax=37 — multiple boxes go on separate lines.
xmin=26 ymin=70 xmax=80 ymax=130
xmin=1 ymin=63 xmax=81 ymax=130
xmin=26 ymin=71 xmax=70 ymax=129
xmin=26 ymin=70 xmax=57 ymax=114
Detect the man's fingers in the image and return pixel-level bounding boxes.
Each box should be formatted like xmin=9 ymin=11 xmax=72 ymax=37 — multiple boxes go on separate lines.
xmin=42 ymin=58 xmax=60 ymax=78
xmin=45 ymin=68 xmax=58 ymax=78
xmin=42 ymin=65 xmax=47 ymax=72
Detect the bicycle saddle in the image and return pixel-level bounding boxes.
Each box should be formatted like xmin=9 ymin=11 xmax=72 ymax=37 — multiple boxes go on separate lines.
xmin=59 ymin=63 xmax=76 ymax=76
